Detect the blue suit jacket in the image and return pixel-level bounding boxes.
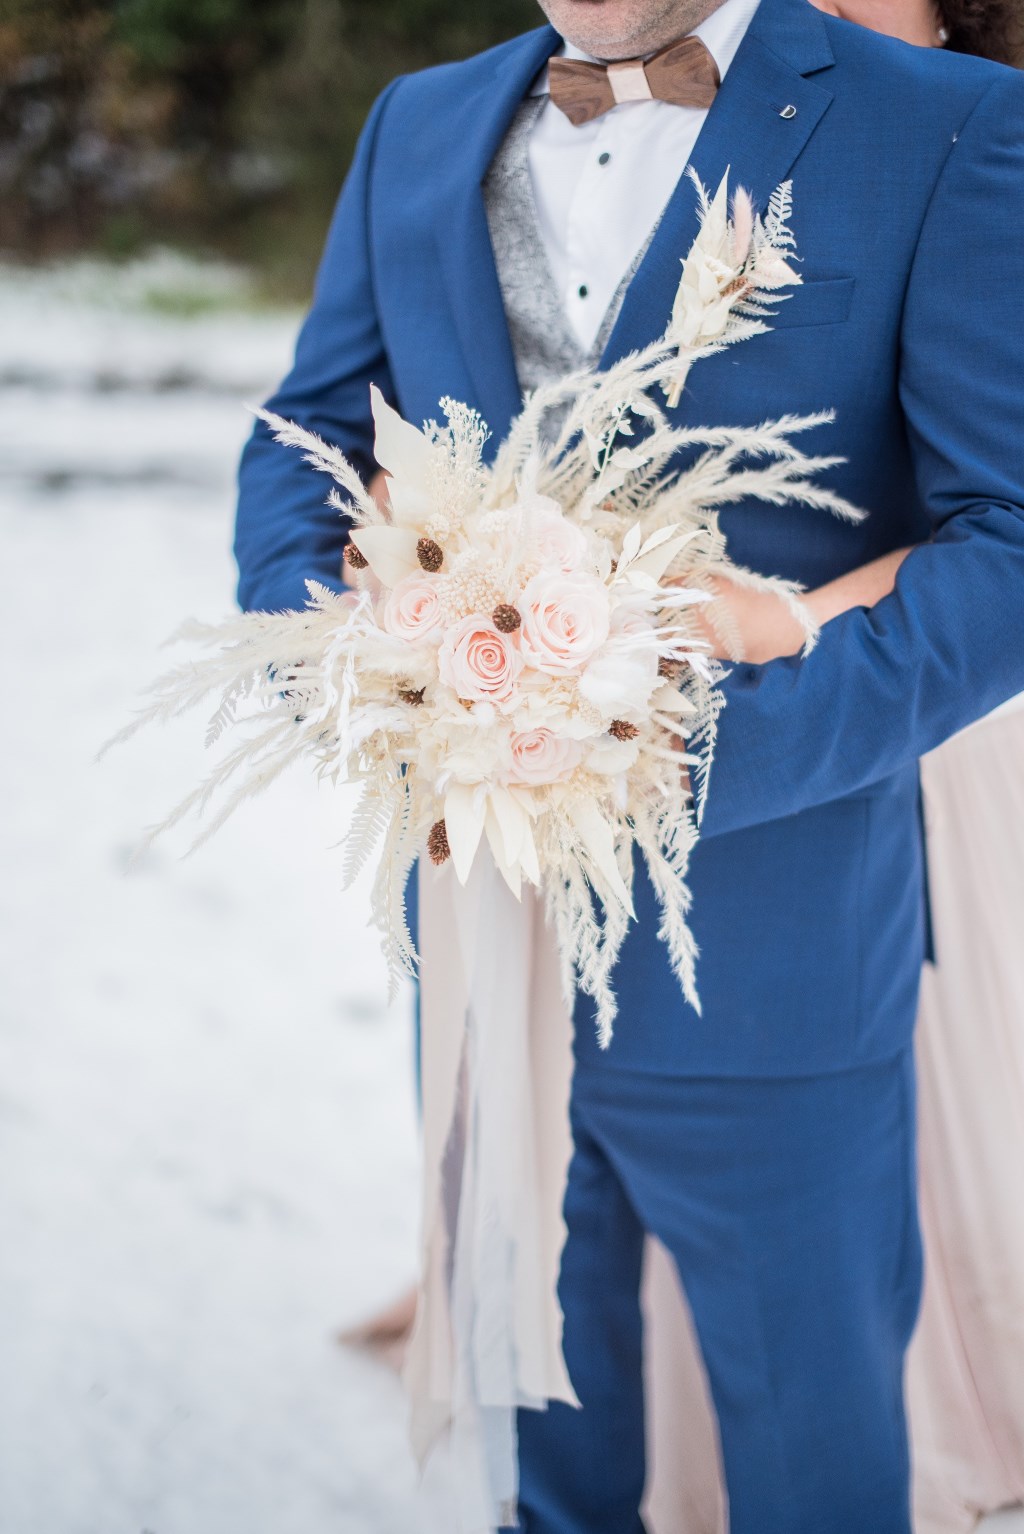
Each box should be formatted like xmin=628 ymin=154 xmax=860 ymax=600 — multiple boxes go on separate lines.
xmin=235 ymin=0 xmax=1024 ymax=1076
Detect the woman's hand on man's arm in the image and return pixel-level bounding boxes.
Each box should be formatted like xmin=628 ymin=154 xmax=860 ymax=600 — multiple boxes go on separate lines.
xmin=692 ymin=547 xmax=913 ymax=664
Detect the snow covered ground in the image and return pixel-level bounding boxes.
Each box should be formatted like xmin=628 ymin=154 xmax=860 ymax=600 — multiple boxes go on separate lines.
xmin=0 ymin=256 xmax=430 ymax=1534
xmin=0 ymin=254 xmax=1020 ymax=1534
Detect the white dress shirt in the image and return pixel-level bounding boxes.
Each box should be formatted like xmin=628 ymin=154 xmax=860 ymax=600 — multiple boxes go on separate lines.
xmin=528 ymin=0 xmax=762 ymax=352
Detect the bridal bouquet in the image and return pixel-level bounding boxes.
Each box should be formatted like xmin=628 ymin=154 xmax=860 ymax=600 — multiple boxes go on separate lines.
xmin=111 ymin=174 xmax=861 ymax=1040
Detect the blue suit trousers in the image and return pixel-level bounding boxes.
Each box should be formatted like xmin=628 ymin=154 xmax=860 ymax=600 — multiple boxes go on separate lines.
xmin=510 ymin=1050 xmax=922 ymax=1534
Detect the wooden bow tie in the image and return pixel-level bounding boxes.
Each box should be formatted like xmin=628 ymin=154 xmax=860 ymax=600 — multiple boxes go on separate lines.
xmin=548 ymin=36 xmax=721 ymax=127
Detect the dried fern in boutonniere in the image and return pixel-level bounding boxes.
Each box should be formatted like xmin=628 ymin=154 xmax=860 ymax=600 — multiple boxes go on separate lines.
xmin=106 ymin=177 xmax=859 ymax=1041
xmin=663 ymin=170 xmax=802 ymax=407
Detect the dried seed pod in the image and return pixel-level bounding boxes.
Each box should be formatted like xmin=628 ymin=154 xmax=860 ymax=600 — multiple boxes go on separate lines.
xmin=609 ymin=719 xmax=640 ymax=741
xmin=344 ymin=542 xmax=368 ymax=570
xmin=658 ymin=657 xmax=684 ymax=681
xmin=427 ymin=819 xmax=451 ymax=866
xmin=492 ymin=603 xmax=522 ymax=634
xmin=416 ymin=537 xmax=444 ymax=573
xmin=398 ymin=687 xmax=425 ymax=707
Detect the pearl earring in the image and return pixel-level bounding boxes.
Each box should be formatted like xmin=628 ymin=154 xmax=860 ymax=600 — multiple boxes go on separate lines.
xmin=937 ymin=24 xmax=950 ymax=43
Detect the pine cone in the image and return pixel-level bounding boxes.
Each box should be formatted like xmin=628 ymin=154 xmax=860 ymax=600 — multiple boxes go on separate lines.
xmin=344 ymin=542 xmax=368 ymax=570
xmin=609 ymin=719 xmax=640 ymax=741
xmin=427 ymin=819 xmax=451 ymax=866
xmin=492 ymin=603 xmax=522 ymax=633
xmin=416 ymin=537 xmax=444 ymax=573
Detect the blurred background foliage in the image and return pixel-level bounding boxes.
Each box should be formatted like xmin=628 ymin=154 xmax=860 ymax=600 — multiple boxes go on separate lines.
xmin=0 ymin=0 xmax=539 ymax=298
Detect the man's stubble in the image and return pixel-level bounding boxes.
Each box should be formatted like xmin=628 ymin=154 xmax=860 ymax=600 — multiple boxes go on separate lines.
xmin=534 ymin=0 xmax=731 ymax=61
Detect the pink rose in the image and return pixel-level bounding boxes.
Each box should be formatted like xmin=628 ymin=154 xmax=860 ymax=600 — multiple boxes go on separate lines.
xmin=508 ymin=728 xmax=582 ymax=787
xmin=383 ymin=571 xmax=444 ymax=643
xmin=522 ymin=502 xmax=589 ymax=574
xmin=438 ymin=614 xmax=523 ymax=703
xmin=519 ymin=570 xmax=611 ymax=674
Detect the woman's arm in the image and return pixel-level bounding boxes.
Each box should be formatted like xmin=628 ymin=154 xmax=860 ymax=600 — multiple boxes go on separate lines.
xmin=699 ymin=548 xmax=913 ymax=663
xmin=805 ymin=548 xmax=911 ymax=628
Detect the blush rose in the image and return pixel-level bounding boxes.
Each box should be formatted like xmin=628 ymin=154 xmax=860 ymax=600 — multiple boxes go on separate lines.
xmin=438 ymin=615 xmax=523 ymax=703
xmin=382 ymin=571 xmax=444 ymax=643
xmin=521 ymin=501 xmax=590 ymax=574
xmin=518 ymin=570 xmax=611 ymax=674
xmin=508 ymin=728 xmax=582 ymax=786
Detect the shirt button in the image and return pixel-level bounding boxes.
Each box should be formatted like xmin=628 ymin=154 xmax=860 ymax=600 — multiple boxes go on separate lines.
xmin=578 ymin=284 xmax=589 ymax=299
xmin=598 ymin=151 xmax=611 ymax=165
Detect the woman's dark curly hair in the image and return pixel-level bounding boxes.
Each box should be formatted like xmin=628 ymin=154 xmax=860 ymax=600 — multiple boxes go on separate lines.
xmin=940 ymin=0 xmax=1024 ymax=66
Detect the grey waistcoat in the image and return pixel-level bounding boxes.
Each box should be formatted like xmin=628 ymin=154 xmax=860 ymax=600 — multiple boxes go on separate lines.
xmin=482 ymin=96 xmax=659 ymax=397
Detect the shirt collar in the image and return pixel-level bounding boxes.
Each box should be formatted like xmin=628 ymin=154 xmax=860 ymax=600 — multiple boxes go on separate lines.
xmin=530 ymin=0 xmax=762 ymax=97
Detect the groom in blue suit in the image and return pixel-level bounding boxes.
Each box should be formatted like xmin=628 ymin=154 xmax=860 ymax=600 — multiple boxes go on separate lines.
xmin=235 ymin=0 xmax=1024 ymax=1527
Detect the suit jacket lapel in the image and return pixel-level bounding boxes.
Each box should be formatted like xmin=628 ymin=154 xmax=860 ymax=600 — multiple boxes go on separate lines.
xmin=600 ymin=0 xmax=836 ymax=374
xmin=432 ymin=26 xmax=560 ymax=452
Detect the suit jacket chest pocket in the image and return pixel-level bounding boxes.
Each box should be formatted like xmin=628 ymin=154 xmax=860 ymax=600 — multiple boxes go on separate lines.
xmin=768 ymin=276 xmax=855 ymax=329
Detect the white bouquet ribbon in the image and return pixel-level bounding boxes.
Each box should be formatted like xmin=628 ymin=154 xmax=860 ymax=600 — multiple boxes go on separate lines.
xmin=409 ymin=853 xmax=576 ymax=1530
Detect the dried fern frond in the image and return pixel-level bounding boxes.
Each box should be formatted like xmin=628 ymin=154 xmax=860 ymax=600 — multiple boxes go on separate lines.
xmin=255 ymin=408 xmax=384 ymax=526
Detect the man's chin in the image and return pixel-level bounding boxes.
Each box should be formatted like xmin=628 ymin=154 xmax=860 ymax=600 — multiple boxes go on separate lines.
xmin=541 ymin=0 xmax=678 ymax=61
